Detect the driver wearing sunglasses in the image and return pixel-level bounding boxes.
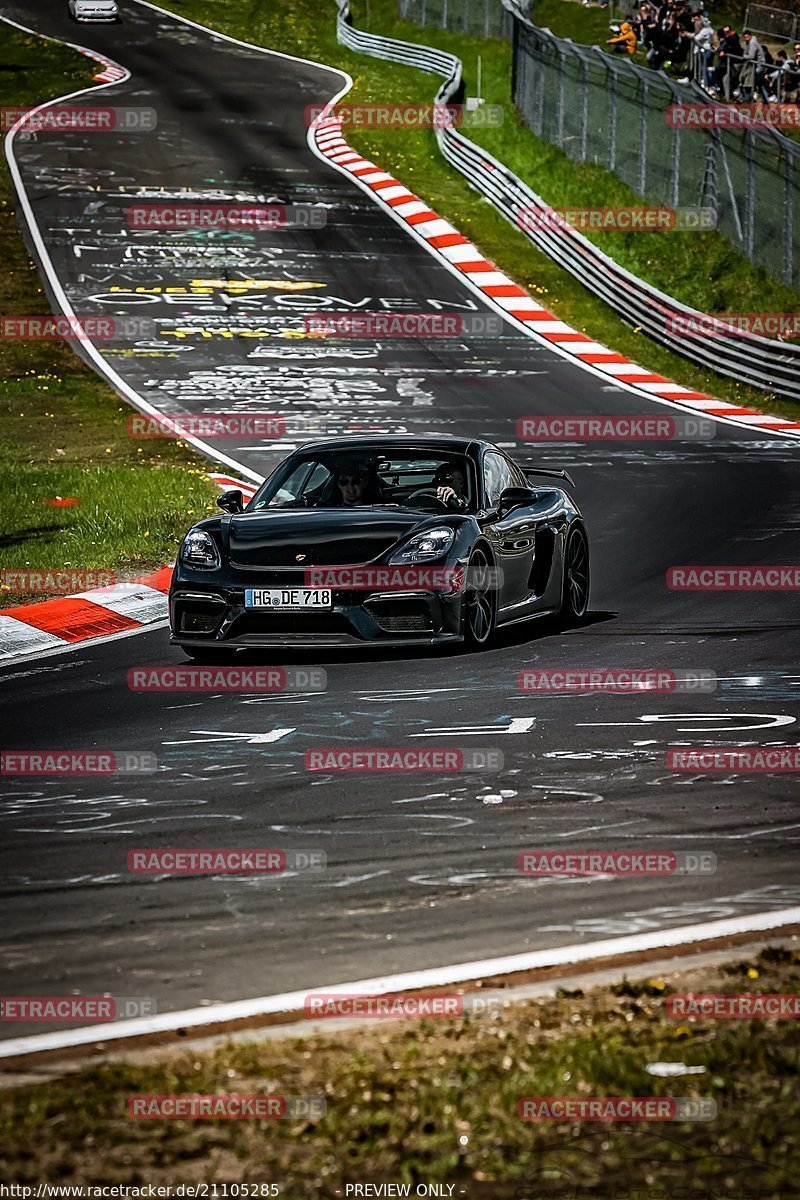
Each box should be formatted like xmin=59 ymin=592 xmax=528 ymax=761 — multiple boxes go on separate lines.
xmin=337 ymin=471 xmax=367 ymax=506
xmin=333 ymin=460 xmax=383 ymax=506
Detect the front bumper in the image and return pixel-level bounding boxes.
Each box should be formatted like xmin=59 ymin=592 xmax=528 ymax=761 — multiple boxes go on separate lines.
xmin=169 ymin=582 xmax=463 ymax=649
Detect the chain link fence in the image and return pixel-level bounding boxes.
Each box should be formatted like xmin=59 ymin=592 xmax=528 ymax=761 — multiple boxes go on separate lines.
xmin=744 ymin=3 xmax=798 ymax=45
xmin=398 ymin=0 xmax=515 ymax=40
xmin=350 ymin=0 xmax=800 ymax=395
xmin=397 ymin=0 xmax=800 ymax=288
xmin=511 ymin=19 xmax=800 ymax=288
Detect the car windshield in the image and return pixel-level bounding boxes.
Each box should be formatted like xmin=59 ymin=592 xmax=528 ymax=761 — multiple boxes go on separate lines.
xmin=249 ymin=450 xmax=475 ymax=511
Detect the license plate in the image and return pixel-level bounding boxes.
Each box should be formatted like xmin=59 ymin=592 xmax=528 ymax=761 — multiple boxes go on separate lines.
xmin=245 ymin=588 xmax=332 ymax=610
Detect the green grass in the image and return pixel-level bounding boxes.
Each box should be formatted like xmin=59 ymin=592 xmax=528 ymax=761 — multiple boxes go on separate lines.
xmin=529 ymin=0 xmax=620 ymax=44
xmin=0 ymin=464 xmax=213 ymax=605
xmin=528 ymin=0 xmax=745 ymax=49
xmin=0 ymin=27 xmax=218 ymax=606
xmin=168 ymin=0 xmax=800 ymax=419
xmin=1 ymin=946 xmax=797 ymax=1193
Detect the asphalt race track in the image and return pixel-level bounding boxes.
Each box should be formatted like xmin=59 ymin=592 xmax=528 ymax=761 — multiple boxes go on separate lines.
xmin=1 ymin=0 xmax=800 ymax=1041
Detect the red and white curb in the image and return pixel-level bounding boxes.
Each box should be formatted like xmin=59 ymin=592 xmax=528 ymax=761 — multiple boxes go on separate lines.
xmin=2 ymin=14 xmax=131 ymax=86
xmin=76 ymin=46 xmax=127 ymax=83
xmin=0 ymin=477 xmax=257 ymax=663
xmin=209 ymin=473 xmax=259 ymax=502
xmin=310 ymin=115 xmax=800 ymax=438
xmin=0 ymin=567 xmax=172 ymax=662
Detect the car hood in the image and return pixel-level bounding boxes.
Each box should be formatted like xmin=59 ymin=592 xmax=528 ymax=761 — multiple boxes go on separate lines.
xmin=223 ymin=507 xmax=437 ymax=568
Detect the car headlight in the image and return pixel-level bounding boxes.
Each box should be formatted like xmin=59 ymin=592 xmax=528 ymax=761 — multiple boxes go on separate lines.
xmin=389 ymin=527 xmax=454 ymax=564
xmin=180 ymin=529 xmax=221 ymax=569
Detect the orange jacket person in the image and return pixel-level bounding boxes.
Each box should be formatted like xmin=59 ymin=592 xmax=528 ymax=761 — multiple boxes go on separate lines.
xmin=607 ymin=22 xmax=637 ymax=53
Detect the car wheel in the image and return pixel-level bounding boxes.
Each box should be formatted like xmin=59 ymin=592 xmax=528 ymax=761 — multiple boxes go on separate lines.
xmin=181 ymin=645 xmax=234 ymax=663
xmin=462 ymin=546 xmax=497 ymax=650
xmin=560 ymin=523 xmax=590 ymax=625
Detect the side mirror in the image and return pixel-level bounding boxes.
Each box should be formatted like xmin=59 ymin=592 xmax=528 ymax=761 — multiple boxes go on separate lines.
xmin=216 ymin=489 xmax=244 ymax=514
xmin=497 ymin=486 xmax=536 ymax=516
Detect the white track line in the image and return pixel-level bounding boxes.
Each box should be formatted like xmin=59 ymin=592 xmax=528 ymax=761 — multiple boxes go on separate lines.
xmin=2 ymin=907 xmax=797 ymax=1059
xmin=1 ymin=15 xmax=261 ymax=485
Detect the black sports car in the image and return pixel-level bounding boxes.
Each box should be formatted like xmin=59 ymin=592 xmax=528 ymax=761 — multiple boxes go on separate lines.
xmin=169 ymin=435 xmax=589 ymax=657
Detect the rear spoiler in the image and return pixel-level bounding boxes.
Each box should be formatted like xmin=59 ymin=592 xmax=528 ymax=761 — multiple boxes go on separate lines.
xmin=523 ymin=467 xmax=576 ymax=488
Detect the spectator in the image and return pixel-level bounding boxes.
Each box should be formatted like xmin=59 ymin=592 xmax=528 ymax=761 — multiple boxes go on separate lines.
xmin=607 ymin=20 xmax=637 ymax=53
xmin=679 ymin=13 xmax=714 ymax=87
xmin=671 ymin=2 xmax=694 ymax=67
xmin=674 ymin=2 xmax=694 ymax=36
xmin=739 ymin=30 xmax=770 ymax=102
xmin=640 ymin=2 xmax=661 ymax=49
xmin=712 ymin=25 xmax=742 ymax=96
xmin=630 ymin=3 xmax=657 ymax=48
xmin=647 ymin=10 xmax=680 ymax=69
xmin=766 ymin=49 xmax=791 ymax=101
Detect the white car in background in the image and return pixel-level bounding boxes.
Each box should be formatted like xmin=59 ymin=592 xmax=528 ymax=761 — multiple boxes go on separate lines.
xmin=68 ymin=0 xmax=119 ymax=20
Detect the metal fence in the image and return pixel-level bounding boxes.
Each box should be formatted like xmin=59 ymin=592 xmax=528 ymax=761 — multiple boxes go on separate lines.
xmin=512 ymin=18 xmax=800 ymax=288
xmin=334 ymin=0 xmax=800 ymax=399
xmin=398 ymin=0 xmax=514 ymax=40
xmin=744 ymin=3 xmax=799 ymax=45
xmin=687 ymin=44 xmax=799 ymax=102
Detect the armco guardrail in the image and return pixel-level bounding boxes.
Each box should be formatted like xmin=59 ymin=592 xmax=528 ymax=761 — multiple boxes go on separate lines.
xmin=333 ymin=0 xmax=800 ymax=402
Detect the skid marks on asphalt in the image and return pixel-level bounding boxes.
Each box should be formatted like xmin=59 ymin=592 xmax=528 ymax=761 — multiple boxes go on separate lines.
xmin=537 ymin=884 xmax=800 ymax=936
xmin=717 ymin=672 xmax=800 ymax=702
xmin=0 ymin=784 xmax=243 ymax=838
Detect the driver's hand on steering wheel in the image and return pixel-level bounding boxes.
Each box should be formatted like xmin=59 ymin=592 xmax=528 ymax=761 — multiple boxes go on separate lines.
xmin=436 ymin=485 xmax=457 ymax=504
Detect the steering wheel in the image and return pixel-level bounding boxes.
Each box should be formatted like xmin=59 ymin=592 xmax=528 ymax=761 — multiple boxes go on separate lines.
xmin=407 ymin=488 xmax=451 ymax=512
